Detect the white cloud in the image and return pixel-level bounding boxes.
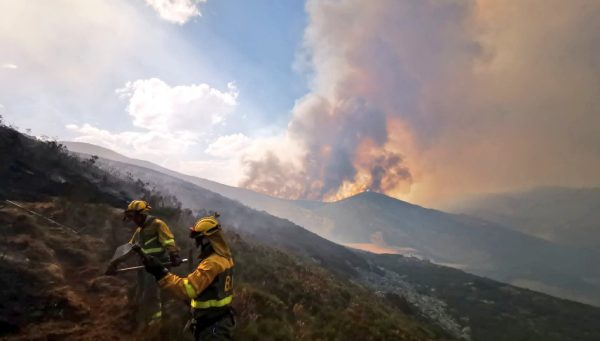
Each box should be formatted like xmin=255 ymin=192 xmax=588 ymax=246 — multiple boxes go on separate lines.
xmin=117 ymin=78 xmax=238 ymax=133
xmin=67 ymin=78 xmax=239 ymax=167
xmin=206 ymin=133 xmax=303 ymax=165
xmin=67 ymin=123 xmax=195 ymax=158
xmin=0 ymin=1 xmax=229 ymax=150
xmin=0 ymin=1 xmax=241 ymax=185
xmin=205 ymin=133 xmax=252 ymax=158
xmin=175 ymin=158 xmax=240 ymax=185
xmin=144 ymin=0 xmax=206 ymax=25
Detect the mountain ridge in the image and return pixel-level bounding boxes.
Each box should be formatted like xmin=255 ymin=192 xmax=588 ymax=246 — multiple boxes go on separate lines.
xmin=449 ymin=186 xmax=600 ymax=251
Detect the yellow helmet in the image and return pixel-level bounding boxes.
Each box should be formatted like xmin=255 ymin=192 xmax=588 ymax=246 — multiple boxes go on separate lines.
xmin=190 ymin=216 xmax=220 ymax=237
xmin=125 ymin=200 xmax=151 ymax=215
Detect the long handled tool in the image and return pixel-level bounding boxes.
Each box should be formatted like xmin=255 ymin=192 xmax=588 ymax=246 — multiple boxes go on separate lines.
xmin=4 ymin=200 xmax=80 ymax=234
xmin=114 ymin=258 xmax=189 ymax=273
xmin=105 ymin=243 xmax=189 ymax=275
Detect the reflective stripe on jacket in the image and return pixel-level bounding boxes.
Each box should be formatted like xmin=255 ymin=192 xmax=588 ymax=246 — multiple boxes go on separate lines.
xmin=128 ymin=216 xmax=179 ymax=256
xmin=158 ymin=253 xmax=234 ymax=316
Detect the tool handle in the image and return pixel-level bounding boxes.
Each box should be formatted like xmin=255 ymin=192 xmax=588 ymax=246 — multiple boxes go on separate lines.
xmin=114 ymin=258 xmax=189 ymax=273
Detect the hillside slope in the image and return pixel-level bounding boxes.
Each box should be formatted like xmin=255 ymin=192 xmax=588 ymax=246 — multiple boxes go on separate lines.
xmin=0 ymin=201 xmax=443 ymax=341
xmin=4 ymin=129 xmax=595 ymax=340
xmin=57 ymin=147 xmax=600 ymax=339
xmin=448 ymin=187 xmax=600 ymax=251
xmin=3 ymin=129 xmax=446 ymax=340
xmin=4 ymin=197 xmax=600 ymax=341
xmin=364 ymin=252 xmax=600 ymax=341
xmin=0 ymin=202 xmax=135 ymax=340
xmin=62 ymin=141 xmax=286 ymax=211
xmin=308 ymin=192 xmax=600 ymax=306
xmin=64 ymin=142 xmax=600 ymax=306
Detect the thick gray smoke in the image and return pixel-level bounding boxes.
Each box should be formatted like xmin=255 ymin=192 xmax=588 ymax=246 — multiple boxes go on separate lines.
xmin=240 ymin=0 xmax=600 ymax=205
xmin=241 ymin=95 xmax=412 ymax=200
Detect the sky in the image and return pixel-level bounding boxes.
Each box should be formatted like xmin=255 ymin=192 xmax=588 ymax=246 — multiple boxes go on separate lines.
xmin=2 ymin=0 xmax=600 ymax=208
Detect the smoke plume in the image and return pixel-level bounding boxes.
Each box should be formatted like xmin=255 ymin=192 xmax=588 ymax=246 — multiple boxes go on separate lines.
xmin=241 ymin=0 xmax=600 ymax=206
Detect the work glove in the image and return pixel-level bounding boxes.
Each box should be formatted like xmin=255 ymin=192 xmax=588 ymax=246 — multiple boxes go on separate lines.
xmin=143 ymin=255 xmax=169 ymax=281
xmin=169 ymin=252 xmax=183 ymax=266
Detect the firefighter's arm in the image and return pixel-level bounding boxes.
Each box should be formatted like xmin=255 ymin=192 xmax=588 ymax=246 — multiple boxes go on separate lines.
xmin=156 ymin=220 xmax=179 ymax=253
xmin=157 ymin=258 xmax=224 ymax=301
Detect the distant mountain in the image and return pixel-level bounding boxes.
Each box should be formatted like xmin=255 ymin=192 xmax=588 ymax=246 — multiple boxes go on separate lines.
xmin=448 ymin=187 xmax=600 ymax=251
xmin=295 ymin=191 xmax=600 ymax=306
xmin=64 ymin=142 xmax=600 ymax=307
xmin=64 ymin=141 xmax=335 ymax=241
xmin=62 ymin=141 xmax=295 ymax=211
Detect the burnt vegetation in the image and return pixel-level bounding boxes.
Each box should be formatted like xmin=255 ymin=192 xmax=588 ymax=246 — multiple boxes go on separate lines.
xmin=0 ymin=123 xmax=444 ymax=340
xmin=2 ymin=122 xmax=600 ymax=341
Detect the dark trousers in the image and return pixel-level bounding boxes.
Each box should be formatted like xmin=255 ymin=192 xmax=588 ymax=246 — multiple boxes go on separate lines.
xmin=194 ymin=311 xmax=235 ymax=341
xmin=135 ymin=269 xmax=164 ymax=324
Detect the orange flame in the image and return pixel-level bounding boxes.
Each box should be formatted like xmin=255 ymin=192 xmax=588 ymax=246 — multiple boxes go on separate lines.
xmin=324 ymin=118 xmax=415 ymax=202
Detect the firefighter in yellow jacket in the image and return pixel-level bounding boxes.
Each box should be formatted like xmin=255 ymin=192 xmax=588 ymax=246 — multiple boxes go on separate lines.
xmin=143 ymin=213 xmax=234 ymax=340
xmin=123 ymin=200 xmax=182 ymax=325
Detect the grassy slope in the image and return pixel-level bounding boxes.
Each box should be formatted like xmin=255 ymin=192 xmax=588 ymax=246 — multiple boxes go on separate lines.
xmin=4 ymin=125 xmax=600 ymax=340
xmin=368 ymin=253 xmax=600 ymax=341
xmin=93 ymin=154 xmax=600 ymax=307
xmin=66 ymin=138 xmax=600 ymax=340
xmin=231 ymin=234 xmax=445 ymax=340
xmin=310 ymin=192 xmax=600 ymax=306
xmin=0 ymin=201 xmax=445 ymax=341
xmin=0 ymin=126 xmax=444 ymax=340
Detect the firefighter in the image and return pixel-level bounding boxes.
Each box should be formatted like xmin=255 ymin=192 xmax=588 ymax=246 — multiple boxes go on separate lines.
xmin=143 ymin=213 xmax=235 ymax=340
xmin=123 ymin=200 xmax=182 ymax=325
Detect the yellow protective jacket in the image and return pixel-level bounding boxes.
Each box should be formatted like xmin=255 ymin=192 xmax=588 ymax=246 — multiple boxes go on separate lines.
xmin=158 ymin=231 xmax=234 ymax=316
xmin=129 ymin=215 xmax=179 ymax=256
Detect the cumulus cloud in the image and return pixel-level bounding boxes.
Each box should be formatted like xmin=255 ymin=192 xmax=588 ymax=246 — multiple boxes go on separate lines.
xmin=205 ymin=133 xmax=252 ymax=158
xmin=66 ymin=123 xmax=195 ymax=158
xmin=116 ymin=78 xmax=238 ymax=133
xmin=0 ymin=0 xmax=197 ymax=139
xmin=68 ymin=79 xmax=237 ymax=162
xmin=0 ymin=1 xmax=235 ymax=180
xmin=175 ymin=159 xmax=240 ymax=185
xmin=144 ymin=0 xmax=206 ymax=25
xmin=239 ymin=0 xmax=600 ymax=206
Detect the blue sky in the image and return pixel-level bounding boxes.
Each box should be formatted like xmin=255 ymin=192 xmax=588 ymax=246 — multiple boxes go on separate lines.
xmin=188 ymin=0 xmax=307 ymax=124
xmin=0 ymin=0 xmax=309 ymax=185
xmin=0 ymin=1 xmax=307 ymax=141
xmin=176 ymin=0 xmax=309 ymax=133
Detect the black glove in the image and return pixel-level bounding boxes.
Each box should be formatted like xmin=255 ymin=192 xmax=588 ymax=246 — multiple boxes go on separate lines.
xmin=169 ymin=252 xmax=183 ymax=267
xmin=143 ymin=255 xmax=169 ymax=280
